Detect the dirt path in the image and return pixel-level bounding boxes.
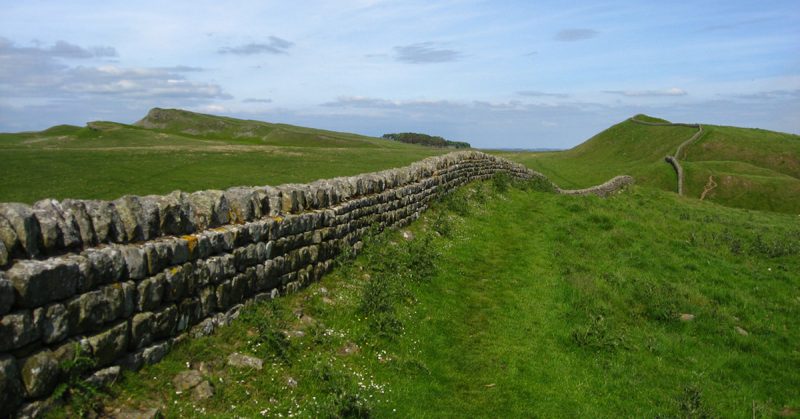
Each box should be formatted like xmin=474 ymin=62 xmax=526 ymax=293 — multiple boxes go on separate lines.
xmin=700 ymin=175 xmax=717 ymax=200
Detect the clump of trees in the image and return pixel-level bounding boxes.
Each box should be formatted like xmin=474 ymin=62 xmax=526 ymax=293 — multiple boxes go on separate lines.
xmin=382 ymin=132 xmax=470 ymax=149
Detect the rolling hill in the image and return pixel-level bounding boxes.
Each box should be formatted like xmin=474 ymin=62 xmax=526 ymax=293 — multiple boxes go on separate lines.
xmin=496 ymin=115 xmax=800 ymax=214
xmin=0 ymin=109 xmax=444 ymax=204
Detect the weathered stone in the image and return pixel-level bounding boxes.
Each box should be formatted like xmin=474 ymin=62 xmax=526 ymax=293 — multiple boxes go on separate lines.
xmin=129 ymin=312 xmax=154 ymax=350
xmin=198 ymin=286 xmax=217 ymax=317
xmin=20 ymin=349 xmax=59 ymax=398
xmin=5 ymin=259 xmax=79 ymax=308
xmin=0 ymin=276 xmax=14 ymax=315
xmin=0 ymin=354 xmax=24 ymax=413
xmin=85 ymin=365 xmax=120 ymax=389
xmin=0 ymin=240 xmax=7 ymax=267
xmin=130 ymin=305 xmax=176 ymax=350
xmin=154 ymin=191 xmax=192 ymax=236
xmin=121 ymin=245 xmax=147 ymax=280
xmin=164 ymin=266 xmax=186 ymax=302
xmin=108 ymin=406 xmax=161 ymax=419
xmin=61 ymin=199 xmax=97 ymax=247
xmin=85 ymin=247 xmax=127 ymax=288
xmin=41 ymin=303 xmax=69 ymax=344
xmin=87 ymin=321 xmax=129 ymax=367
xmin=114 ymin=195 xmax=160 ymax=242
xmin=0 ymin=214 xmax=20 ymax=260
xmin=141 ymin=340 xmax=170 ymax=366
xmin=84 ymin=200 xmax=127 ymax=243
xmin=152 ymin=305 xmax=178 ymax=339
xmin=0 ymin=203 xmax=41 ymax=257
xmin=187 ymin=190 xmax=229 ymax=230
xmin=143 ymin=241 xmax=172 ymax=275
xmin=191 ymin=380 xmax=214 ymax=401
xmin=227 ymin=352 xmax=263 ymax=370
xmin=66 ymin=284 xmax=124 ymax=333
xmin=172 ymin=370 xmax=203 ymax=391
xmin=177 ymin=298 xmax=202 ymax=332
xmin=17 ymin=397 xmax=61 ymax=419
xmin=33 ymin=199 xmax=83 ymax=251
xmin=225 ymin=187 xmax=261 ymax=224
xmin=121 ymin=281 xmax=136 ymax=317
xmin=136 ymin=274 xmax=165 ymax=312
xmin=170 ymin=239 xmax=190 ymax=265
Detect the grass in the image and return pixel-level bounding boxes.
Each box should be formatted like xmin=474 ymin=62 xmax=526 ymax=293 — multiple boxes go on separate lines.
xmin=0 ymin=109 xmax=443 ymax=203
xmin=493 ymin=116 xmax=800 ymax=214
xmin=49 ymin=176 xmax=800 ymax=417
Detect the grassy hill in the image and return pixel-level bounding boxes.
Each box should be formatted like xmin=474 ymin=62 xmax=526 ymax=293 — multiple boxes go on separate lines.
xmin=495 ymin=115 xmax=800 ymax=214
xmin=62 ymin=180 xmax=799 ymax=418
xmin=0 ymin=109 xmax=443 ymax=203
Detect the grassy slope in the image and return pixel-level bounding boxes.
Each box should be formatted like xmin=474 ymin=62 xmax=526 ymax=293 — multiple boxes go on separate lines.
xmin=0 ymin=110 xmax=443 ymax=203
xmin=494 ymin=116 xmax=800 ymax=214
xmin=61 ymin=181 xmax=799 ymax=418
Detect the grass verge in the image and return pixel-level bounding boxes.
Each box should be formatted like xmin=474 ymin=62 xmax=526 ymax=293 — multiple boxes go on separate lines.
xmin=47 ymin=175 xmax=800 ymax=417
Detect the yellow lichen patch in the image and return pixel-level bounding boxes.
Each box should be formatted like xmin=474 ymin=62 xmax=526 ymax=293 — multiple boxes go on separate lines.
xmin=169 ymin=267 xmax=180 ymax=275
xmin=228 ymin=208 xmax=246 ymax=225
xmin=182 ymin=235 xmax=198 ymax=256
xmin=273 ymin=216 xmax=284 ymax=223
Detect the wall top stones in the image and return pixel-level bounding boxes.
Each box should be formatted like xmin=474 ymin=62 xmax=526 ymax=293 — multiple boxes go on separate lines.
xmin=0 ymin=152 xmax=527 ymax=267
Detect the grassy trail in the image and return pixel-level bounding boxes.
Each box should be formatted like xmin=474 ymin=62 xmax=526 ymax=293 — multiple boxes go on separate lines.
xmin=48 ymin=181 xmax=800 ymax=418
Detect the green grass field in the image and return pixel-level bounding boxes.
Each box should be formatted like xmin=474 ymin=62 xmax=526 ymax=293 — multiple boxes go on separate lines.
xmin=494 ymin=116 xmax=800 ymax=214
xmin=0 ymin=109 xmax=443 ymax=203
xmin=50 ymin=178 xmax=799 ymax=418
xmin=5 ymin=110 xmax=798 ymax=417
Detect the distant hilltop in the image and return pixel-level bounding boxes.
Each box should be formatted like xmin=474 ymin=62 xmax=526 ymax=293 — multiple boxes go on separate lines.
xmin=382 ymin=132 xmax=470 ymax=149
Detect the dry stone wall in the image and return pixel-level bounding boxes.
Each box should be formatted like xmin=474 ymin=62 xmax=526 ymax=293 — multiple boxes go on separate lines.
xmin=629 ymin=117 xmax=703 ymax=196
xmin=0 ymin=151 xmax=534 ymax=415
xmin=0 ymin=151 xmax=632 ymax=416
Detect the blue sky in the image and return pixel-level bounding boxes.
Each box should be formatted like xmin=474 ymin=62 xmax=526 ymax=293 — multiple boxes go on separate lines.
xmin=1 ymin=0 xmax=798 ymax=148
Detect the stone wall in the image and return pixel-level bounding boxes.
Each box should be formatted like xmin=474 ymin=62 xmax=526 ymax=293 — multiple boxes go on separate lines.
xmin=629 ymin=117 xmax=703 ymax=196
xmin=0 ymin=151 xmax=630 ymax=416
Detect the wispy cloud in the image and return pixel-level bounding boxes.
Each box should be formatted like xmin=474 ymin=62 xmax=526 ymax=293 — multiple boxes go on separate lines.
xmin=727 ymin=89 xmax=800 ymax=100
xmin=156 ymin=65 xmax=205 ymax=72
xmin=517 ymin=90 xmax=569 ymax=98
xmin=554 ymin=29 xmax=598 ymax=42
xmin=699 ymin=17 xmax=772 ymax=32
xmin=218 ymin=36 xmax=293 ymax=55
xmin=0 ymin=38 xmax=229 ymax=101
xmin=0 ymin=37 xmax=117 ymax=60
xmin=243 ymin=98 xmax=272 ymax=103
xmin=393 ymin=42 xmax=462 ymax=64
xmin=603 ymin=87 xmax=688 ymax=97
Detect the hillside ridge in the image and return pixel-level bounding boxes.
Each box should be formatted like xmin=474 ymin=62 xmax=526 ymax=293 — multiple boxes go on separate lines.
xmin=629 ymin=116 xmax=704 ymax=196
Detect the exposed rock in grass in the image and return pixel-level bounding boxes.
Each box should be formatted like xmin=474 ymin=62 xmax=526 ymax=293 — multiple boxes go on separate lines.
xmin=191 ymin=380 xmax=214 ymax=401
xmin=402 ymin=230 xmax=415 ymax=241
xmin=86 ymin=365 xmax=121 ymax=389
xmin=679 ymin=313 xmax=695 ymax=322
xmin=107 ymin=406 xmax=161 ymax=419
xmin=338 ymin=342 xmax=360 ymax=356
xmin=172 ymin=370 xmax=203 ymax=392
xmin=227 ymin=352 xmax=263 ymax=370
xmin=735 ymin=326 xmax=749 ymax=336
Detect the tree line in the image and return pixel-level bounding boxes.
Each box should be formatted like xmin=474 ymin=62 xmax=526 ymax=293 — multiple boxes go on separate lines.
xmin=382 ymin=132 xmax=470 ymax=149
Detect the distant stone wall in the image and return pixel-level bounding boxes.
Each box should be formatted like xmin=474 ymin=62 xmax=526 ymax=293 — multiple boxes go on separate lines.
xmin=556 ymin=175 xmax=634 ymax=197
xmin=629 ymin=117 xmax=703 ymax=196
xmin=0 ymin=151 xmax=630 ymax=416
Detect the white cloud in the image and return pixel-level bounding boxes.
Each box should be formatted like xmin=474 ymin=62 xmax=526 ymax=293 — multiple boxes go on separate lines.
xmin=603 ymin=87 xmax=688 ymax=97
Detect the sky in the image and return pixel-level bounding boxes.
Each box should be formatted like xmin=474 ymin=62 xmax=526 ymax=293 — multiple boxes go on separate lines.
xmin=1 ymin=0 xmax=798 ymax=148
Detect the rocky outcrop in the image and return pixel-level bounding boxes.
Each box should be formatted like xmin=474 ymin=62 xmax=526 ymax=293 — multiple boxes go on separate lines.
xmin=0 ymin=151 xmax=631 ymax=416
